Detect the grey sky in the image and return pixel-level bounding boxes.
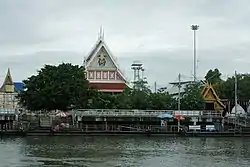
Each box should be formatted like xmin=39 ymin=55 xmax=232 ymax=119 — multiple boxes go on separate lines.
xmin=0 ymin=0 xmax=250 ymax=89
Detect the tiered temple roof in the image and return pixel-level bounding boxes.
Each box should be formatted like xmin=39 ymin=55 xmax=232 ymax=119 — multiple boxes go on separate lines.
xmin=84 ymin=28 xmax=129 ymax=93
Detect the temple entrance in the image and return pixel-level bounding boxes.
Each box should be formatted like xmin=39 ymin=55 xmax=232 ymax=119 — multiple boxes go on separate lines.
xmin=205 ymin=102 xmax=214 ymax=110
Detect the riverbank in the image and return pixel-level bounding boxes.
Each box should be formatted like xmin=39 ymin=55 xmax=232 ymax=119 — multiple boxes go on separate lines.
xmin=2 ymin=130 xmax=250 ymax=137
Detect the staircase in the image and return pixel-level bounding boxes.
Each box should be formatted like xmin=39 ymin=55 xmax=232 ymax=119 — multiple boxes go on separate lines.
xmin=213 ymin=121 xmax=222 ymax=131
xmin=224 ymin=116 xmax=250 ymax=127
xmin=40 ymin=117 xmax=52 ymax=128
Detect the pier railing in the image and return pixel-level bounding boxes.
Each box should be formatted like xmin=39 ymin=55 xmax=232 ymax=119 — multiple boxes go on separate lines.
xmin=224 ymin=116 xmax=250 ymax=127
xmin=0 ymin=108 xmax=18 ymax=115
xmin=73 ymin=109 xmax=172 ymax=117
xmin=70 ymin=109 xmax=223 ymax=118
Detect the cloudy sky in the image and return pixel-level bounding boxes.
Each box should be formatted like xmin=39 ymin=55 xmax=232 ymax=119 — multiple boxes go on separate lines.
xmin=0 ymin=0 xmax=250 ymax=89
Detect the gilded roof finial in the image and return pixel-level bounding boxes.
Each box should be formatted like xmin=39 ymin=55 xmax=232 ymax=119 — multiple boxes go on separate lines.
xmin=98 ymin=25 xmax=104 ymax=40
xmin=0 ymin=68 xmax=14 ymax=92
xmin=5 ymin=68 xmax=13 ymax=85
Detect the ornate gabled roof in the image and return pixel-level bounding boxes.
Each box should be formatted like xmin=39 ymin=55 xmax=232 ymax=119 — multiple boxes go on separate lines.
xmin=85 ymin=39 xmax=103 ymax=63
xmin=0 ymin=68 xmax=14 ymax=92
xmin=202 ymin=82 xmax=225 ymax=108
xmin=85 ymin=26 xmax=105 ymax=63
xmin=85 ymin=29 xmax=128 ymax=83
xmin=201 ymin=81 xmax=209 ymax=95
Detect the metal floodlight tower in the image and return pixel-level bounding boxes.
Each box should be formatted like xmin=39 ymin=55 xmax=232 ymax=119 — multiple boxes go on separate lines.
xmin=191 ymin=24 xmax=199 ymax=82
xmin=131 ymin=61 xmax=143 ymax=89
xmin=141 ymin=68 xmax=145 ymax=80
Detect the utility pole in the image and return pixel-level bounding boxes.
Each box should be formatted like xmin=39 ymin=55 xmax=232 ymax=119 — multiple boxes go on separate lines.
xmin=177 ymin=73 xmax=181 ymax=132
xmin=234 ymin=70 xmax=238 ymax=129
xmin=178 ymin=73 xmax=181 ymax=111
xmin=154 ymin=81 xmax=157 ymax=93
xmin=191 ymin=25 xmax=199 ymax=82
xmin=235 ymin=70 xmax=238 ymax=111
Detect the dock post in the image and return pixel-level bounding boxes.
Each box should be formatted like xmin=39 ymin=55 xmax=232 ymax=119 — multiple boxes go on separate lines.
xmin=165 ymin=120 xmax=168 ymax=132
xmin=222 ymin=117 xmax=224 ymax=131
xmin=177 ymin=119 xmax=180 ymax=132
xmin=85 ymin=124 xmax=88 ymax=131
xmin=104 ymin=117 xmax=108 ymax=131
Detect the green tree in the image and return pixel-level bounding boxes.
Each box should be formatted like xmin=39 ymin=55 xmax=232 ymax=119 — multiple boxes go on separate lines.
xmin=222 ymin=73 xmax=250 ymax=100
xmin=88 ymin=87 xmax=134 ymax=109
xmin=205 ymin=68 xmax=223 ymax=85
xmin=133 ymin=79 xmax=151 ymax=93
xmin=18 ymin=63 xmax=91 ymax=111
xmin=181 ymin=82 xmax=205 ymax=110
xmin=121 ymin=78 xmax=151 ymax=109
xmin=204 ymin=68 xmax=226 ymax=98
xmin=115 ymin=87 xmax=133 ymax=109
xmin=148 ymin=92 xmax=176 ymax=110
xmin=130 ymin=89 xmax=150 ymax=109
xmin=92 ymin=92 xmax=120 ymax=109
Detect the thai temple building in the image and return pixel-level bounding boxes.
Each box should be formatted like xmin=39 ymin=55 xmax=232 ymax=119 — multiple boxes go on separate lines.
xmin=84 ymin=29 xmax=129 ymax=93
xmin=201 ymin=82 xmax=225 ymax=111
xmin=0 ymin=68 xmax=24 ymax=130
xmin=0 ymin=68 xmax=24 ymax=109
xmin=168 ymin=80 xmax=226 ymax=112
xmin=201 ymin=82 xmax=249 ymax=117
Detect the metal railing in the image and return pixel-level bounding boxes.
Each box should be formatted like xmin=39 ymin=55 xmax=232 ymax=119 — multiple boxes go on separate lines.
xmin=70 ymin=109 xmax=223 ymax=118
xmin=224 ymin=116 xmax=250 ymax=127
xmin=0 ymin=108 xmax=19 ymax=115
xmin=202 ymin=111 xmax=222 ymax=118
xmin=72 ymin=109 xmax=171 ymax=117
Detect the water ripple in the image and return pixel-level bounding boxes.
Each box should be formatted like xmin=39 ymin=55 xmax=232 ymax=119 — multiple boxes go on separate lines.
xmin=0 ymin=136 xmax=250 ymax=167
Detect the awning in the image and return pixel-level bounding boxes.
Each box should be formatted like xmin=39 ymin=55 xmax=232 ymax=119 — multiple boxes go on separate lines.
xmin=55 ymin=112 xmax=67 ymax=117
xmin=157 ymin=113 xmax=173 ymax=119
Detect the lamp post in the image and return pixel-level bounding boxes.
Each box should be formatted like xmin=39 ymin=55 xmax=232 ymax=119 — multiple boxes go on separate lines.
xmin=234 ymin=70 xmax=238 ymax=131
xmin=191 ymin=25 xmax=199 ymax=82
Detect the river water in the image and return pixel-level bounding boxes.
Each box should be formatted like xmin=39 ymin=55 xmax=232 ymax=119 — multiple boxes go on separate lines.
xmin=0 ymin=136 xmax=250 ymax=167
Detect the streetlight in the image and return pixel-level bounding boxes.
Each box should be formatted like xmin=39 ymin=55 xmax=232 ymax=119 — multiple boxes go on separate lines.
xmin=191 ymin=25 xmax=199 ymax=82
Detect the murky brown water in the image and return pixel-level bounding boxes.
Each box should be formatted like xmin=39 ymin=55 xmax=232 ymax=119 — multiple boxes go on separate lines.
xmin=0 ymin=136 xmax=250 ymax=167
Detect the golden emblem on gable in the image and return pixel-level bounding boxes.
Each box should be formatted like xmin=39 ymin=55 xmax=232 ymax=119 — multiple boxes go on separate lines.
xmin=97 ymin=49 xmax=107 ymax=67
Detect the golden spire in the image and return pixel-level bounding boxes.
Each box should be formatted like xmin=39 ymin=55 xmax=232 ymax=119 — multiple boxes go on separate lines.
xmin=5 ymin=68 xmax=13 ymax=85
xmin=0 ymin=68 xmax=14 ymax=92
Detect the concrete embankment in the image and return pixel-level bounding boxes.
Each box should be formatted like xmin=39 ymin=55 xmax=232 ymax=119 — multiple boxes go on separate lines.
xmin=2 ymin=130 xmax=250 ymax=137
